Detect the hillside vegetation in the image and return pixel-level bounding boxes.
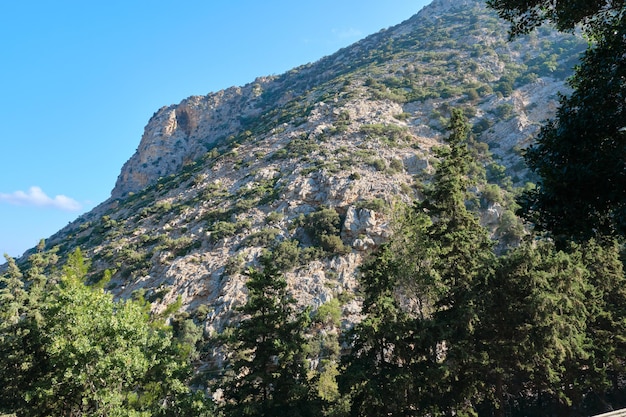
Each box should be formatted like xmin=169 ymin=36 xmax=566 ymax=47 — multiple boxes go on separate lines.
xmin=4 ymin=0 xmax=626 ymax=415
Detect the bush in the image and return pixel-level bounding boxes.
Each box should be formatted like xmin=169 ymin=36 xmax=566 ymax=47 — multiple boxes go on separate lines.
xmin=356 ymin=198 xmax=386 ymax=213
xmin=302 ymin=207 xmax=341 ymax=237
xmin=298 ymin=207 xmax=350 ymax=255
xmin=389 ymin=158 xmax=404 ymax=173
xmin=368 ymin=158 xmax=386 ymax=172
xmin=319 ymin=234 xmax=350 ymax=255
xmin=244 ymin=228 xmax=280 ymax=247
xmin=265 ymin=211 xmax=284 ymax=224
xmin=314 ymin=298 xmax=342 ymax=327
xmin=360 ymin=124 xmax=410 ymax=145
xmin=495 ymin=103 xmax=515 ymax=120
xmin=210 ymin=221 xmax=237 ymax=241
xmin=496 ymin=210 xmax=526 ymax=244
xmin=482 ymin=184 xmax=503 ymax=206
xmin=265 ymin=240 xmax=301 ymax=271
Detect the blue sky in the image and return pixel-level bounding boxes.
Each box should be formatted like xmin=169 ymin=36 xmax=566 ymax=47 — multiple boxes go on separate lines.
xmin=0 ymin=0 xmax=430 ymax=259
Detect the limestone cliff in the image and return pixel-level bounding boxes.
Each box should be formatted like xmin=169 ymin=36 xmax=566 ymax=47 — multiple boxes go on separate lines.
xmin=38 ymin=0 xmax=584 ymax=335
xmin=111 ymin=0 xmax=575 ymax=200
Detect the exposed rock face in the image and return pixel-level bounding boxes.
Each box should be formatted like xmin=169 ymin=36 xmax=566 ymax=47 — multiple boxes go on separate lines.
xmin=112 ymin=85 xmax=268 ymax=198
xmin=39 ymin=0 xmax=585 ymax=335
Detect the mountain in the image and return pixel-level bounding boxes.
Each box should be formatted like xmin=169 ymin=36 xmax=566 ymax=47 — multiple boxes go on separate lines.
xmin=23 ymin=0 xmax=585 ymax=333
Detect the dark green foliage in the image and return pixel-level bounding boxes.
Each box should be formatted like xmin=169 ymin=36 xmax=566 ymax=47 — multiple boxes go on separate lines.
xmin=487 ymin=0 xmax=625 ymax=37
xmin=343 ymin=110 xmax=496 ymax=416
xmin=488 ymin=0 xmax=626 ymax=242
xmin=299 ymin=207 xmax=350 ymax=255
xmin=477 ymin=238 xmax=626 ymax=416
xmin=222 ymin=257 xmax=314 ymax=417
xmin=495 ymin=209 xmax=526 ymax=246
xmin=416 ymin=110 xmax=496 ymax=415
xmin=244 ymin=227 xmax=280 ymax=247
xmin=577 ymin=240 xmax=626 ymax=410
xmin=342 ymin=109 xmax=626 ymax=416
xmin=341 ymin=242 xmax=424 ymax=416
xmin=264 ymin=239 xmax=301 ymax=271
xmin=519 ymin=18 xmax=626 ymax=241
xmin=480 ymin=241 xmax=591 ymax=415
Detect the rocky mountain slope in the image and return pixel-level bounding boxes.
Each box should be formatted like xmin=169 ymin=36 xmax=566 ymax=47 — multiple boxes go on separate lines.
xmin=30 ymin=0 xmax=585 ymax=334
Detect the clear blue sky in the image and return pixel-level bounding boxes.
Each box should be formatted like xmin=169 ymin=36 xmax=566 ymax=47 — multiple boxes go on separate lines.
xmin=0 ymin=0 xmax=430 ymax=259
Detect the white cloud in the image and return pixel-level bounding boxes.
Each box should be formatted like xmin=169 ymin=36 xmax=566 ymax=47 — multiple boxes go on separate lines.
xmin=0 ymin=186 xmax=82 ymax=211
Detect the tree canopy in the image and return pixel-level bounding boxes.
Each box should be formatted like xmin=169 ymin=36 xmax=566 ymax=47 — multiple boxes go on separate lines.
xmin=0 ymin=248 xmax=213 ymax=417
xmin=488 ymin=0 xmax=626 ymax=241
xmin=486 ymin=0 xmax=626 ymax=38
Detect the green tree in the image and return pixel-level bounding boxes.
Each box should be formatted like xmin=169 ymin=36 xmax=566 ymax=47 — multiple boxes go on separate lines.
xmin=343 ymin=110 xmax=496 ymax=416
xmin=0 ymin=255 xmax=29 ymax=412
xmin=0 ymin=253 xmax=51 ymax=415
xmin=222 ymin=257 xmax=312 ymax=417
xmin=0 ymin=249 xmax=212 ymax=417
xmin=341 ymin=241 xmax=424 ymax=417
xmin=577 ymin=239 xmax=626 ymax=412
xmin=486 ymin=0 xmax=624 ymax=38
xmin=415 ymin=109 xmax=496 ymax=416
xmin=0 ymin=255 xmax=27 ymax=325
xmin=479 ymin=241 xmax=591 ymax=416
xmin=489 ymin=0 xmax=626 ymax=241
xmin=307 ymin=299 xmax=344 ymax=415
xmin=519 ymin=20 xmax=626 ymax=240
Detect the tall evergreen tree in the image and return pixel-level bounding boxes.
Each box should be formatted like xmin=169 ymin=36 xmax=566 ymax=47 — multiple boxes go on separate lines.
xmin=222 ymin=257 xmax=312 ymax=417
xmin=416 ymin=108 xmax=496 ymax=416
xmin=578 ymin=239 xmax=626 ymax=412
xmin=479 ymin=241 xmax=591 ymax=416
xmin=0 ymin=253 xmax=50 ymax=415
xmin=344 ymin=109 xmax=496 ymax=416
xmin=0 ymin=255 xmax=27 ymax=325
xmin=342 ymin=239 xmax=425 ymax=416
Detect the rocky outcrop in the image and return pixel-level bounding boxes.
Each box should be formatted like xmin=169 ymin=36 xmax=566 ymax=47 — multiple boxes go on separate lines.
xmin=38 ymin=0 xmax=585 ymax=336
xmin=112 ymin=83 xmax=271 ymax=198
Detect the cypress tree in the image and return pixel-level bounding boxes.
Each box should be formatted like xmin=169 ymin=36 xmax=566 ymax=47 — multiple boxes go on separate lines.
xmin=479 ymin=241 xmax=591 ymax=416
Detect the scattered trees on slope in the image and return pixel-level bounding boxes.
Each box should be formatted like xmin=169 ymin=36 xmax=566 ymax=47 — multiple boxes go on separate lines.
xmin=4 ymin=106 xmax=626 ymax=416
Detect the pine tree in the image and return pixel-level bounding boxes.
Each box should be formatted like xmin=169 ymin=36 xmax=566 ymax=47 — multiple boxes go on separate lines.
xmin=416 ymin=108 xmax=496 ymax=416
xmin=222 ymin=256 xmax=312 ymax=417
xmin=343 ymin=109 xmax=496 ymax=416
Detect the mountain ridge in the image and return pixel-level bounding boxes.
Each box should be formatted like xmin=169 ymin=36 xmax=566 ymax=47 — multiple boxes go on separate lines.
xmin=110 ymin=0 xmax=494 ymax=199
xmin=15 ymin=0 xmax=585 ymax=334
